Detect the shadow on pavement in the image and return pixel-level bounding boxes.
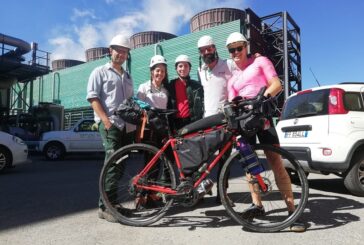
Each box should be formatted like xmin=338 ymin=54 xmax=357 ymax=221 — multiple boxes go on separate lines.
xmin=303 ymin=177 xmax=364 ymax=231
xmin=1 ymin=155 xmax=363 ymax=232
xmin=0 ymin=154 xmax=104 ymax=231
xmin=150 ymin=178 xmax=364 ymax=231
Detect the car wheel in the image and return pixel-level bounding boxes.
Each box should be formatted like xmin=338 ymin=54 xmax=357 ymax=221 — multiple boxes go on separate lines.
xmin=344 ymin=153 xmax=364 ymax=197
xmin=44 ymin=142 xmax=65 ymax=161
xmin=286 ymin=168 xmax=309 ymax=184
xmin=0 ymin=146 xmax=12 ymax=173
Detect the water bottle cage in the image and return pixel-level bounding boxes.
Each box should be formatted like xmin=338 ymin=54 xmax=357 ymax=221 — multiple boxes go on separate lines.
xmin=238 ymin=155 xmax=260 ymax=173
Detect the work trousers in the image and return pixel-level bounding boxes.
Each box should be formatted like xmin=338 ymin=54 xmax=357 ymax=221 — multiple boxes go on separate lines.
xmin=98 ymin=122 xmax=134 ymax=210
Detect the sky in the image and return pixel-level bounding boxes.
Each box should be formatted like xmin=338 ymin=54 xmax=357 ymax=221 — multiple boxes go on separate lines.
xmin=1 ymin=0 xmax=363 ymax=89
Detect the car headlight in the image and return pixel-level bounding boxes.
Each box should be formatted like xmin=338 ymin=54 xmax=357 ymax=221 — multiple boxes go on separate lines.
xmin=12 ymin=136 xmax=25 ymax=145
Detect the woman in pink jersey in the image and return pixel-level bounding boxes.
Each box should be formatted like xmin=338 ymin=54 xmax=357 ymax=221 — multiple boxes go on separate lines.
xmin=226 ymin=32 xmax=306 ymax=232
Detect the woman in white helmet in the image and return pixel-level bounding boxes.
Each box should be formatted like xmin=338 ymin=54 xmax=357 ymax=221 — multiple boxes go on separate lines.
xmin=226 ymin=32 xmax=281 ymax=100
xmin=137 ymin=54 xmax=169 ymax=109
xmin=226 ymin=32 xmax=306 ymax=232
xmin=166 ymin=54 xmax=204 ymax=129
xmin=136 ymin=54 xmax=170 ymax=149
xmin=136 ymin=55 xmax=170 ymax=200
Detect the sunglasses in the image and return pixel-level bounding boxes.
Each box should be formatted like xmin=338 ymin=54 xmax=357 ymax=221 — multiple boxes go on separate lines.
xmin=228 ymin=46 xmax=245 ymax=53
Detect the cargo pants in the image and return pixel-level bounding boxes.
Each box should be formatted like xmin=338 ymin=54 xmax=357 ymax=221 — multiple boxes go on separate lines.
xmin=98 ymin=122 xmax=134 ymax=210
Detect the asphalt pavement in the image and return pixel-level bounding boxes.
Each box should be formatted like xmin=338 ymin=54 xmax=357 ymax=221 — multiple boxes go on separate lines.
xmin=0 ymin=153 xmax=363 ymax=245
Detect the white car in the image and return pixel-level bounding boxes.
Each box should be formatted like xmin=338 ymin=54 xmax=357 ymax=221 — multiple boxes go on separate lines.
xmin=276 ymin=82 xmax=364 ymax=196
xmin=0 ymin=131 xmax=29 ymax=172
xmin=38 ymin=118 xmax=104 ymax=160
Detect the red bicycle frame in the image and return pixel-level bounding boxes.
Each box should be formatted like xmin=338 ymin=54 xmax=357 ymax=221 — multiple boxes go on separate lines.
xmin=131 ymin=124 xmax=268 ymax=196
xmin=132 ymin=125 xmax=234 ymax=195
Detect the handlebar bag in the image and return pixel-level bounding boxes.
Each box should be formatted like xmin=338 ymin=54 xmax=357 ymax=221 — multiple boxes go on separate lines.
xmin=238 ymin=112 xmax=265 ymax=137
xmin=115 ymin=97 xmax=150 ymax=124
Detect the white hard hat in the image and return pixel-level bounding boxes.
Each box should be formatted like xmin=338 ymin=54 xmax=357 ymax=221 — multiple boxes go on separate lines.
xmin=149 ymin=54 xmax=167 ymax=68
xmin=175 ymin=54 xmax=191 ymax=65
xmin=197 ymin=35 xmax=215 ymax=48
xmin=109 ymin=34 xmax=130 ymax=49
xmin=226 ymin=32 xmax=248 ymax=46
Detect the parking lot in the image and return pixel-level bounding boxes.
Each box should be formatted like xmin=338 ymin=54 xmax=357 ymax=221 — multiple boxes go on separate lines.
xmin=0 ymin=153 xmax=363 ymax=245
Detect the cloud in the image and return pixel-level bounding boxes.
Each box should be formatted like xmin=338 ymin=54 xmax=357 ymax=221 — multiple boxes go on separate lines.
xmin=71 ymin=8 xmax=96 ymax=21
xmin=142 ymin=0 xmax=188 ymax=34
xmin=49 ymin=0 xmax=245 ymax=61
xmin=49 ymin=37 xmax=85 ymax=61
xmin=76 ymin=24 xmax=101 ymax=49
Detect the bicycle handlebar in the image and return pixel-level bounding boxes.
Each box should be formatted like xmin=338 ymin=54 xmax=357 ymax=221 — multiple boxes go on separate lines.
xmin=235 ymin=109 xmax=253 ymax=121
xmin=232 ymin=87 xmax=267 ymax=121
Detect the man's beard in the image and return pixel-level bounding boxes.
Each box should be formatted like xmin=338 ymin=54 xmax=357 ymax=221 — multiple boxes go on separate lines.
xmin=202 ymin=53 xmax=216 ymax=65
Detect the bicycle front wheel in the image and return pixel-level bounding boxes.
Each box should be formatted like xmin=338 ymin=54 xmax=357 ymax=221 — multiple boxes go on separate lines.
xmin=99 ymin=143 xmax=176 ymax=226
xmin=218 ymin=144 xmax=309 ymax=232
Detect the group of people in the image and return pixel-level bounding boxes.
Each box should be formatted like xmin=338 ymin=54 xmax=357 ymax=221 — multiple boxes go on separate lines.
xmin=86 ymin=32 xmax=306 ymax=232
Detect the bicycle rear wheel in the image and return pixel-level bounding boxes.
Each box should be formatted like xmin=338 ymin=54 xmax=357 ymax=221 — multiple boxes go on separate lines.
xmin=218 ymin=144 xmax=309 ymax=232
xmin=99 ymin=143 xmax=176 ymax=226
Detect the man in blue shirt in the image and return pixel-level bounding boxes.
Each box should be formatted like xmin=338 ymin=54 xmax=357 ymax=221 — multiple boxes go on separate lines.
xmin=87 ymin=34 xmax=134 ymax=223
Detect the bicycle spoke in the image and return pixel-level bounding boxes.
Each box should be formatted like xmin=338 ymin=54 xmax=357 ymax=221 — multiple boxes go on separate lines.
xmin=99 ymin=144 xmax=176 ymax=226
xmin=219 ymin=144 xmax=309 ymax=232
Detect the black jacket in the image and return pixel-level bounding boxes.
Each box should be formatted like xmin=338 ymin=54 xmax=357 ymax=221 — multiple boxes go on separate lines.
xmin=166 ymin=77 xmax=204 ymax=122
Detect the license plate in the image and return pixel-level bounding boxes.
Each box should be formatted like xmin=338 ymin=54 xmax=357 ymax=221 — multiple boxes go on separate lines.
xmin=284 ymin=131 xmax=308 ymax=138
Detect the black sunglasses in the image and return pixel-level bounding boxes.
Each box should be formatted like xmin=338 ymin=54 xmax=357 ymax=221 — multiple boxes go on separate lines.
xmin=228 ymin=46 xmax=244 ymax=53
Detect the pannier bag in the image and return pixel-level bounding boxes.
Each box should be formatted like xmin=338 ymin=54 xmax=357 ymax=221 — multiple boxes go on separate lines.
xmin=176 ymin=128 xmax=232 ymax=174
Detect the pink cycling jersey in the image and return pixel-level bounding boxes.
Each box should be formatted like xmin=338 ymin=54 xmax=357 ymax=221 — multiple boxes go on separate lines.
xmin=228 ymin=56 xmax=277 ymax=101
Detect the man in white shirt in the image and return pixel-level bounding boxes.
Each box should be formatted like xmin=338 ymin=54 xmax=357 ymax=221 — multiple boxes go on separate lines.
xmin=197 ymin=35 xmax=233 ymax=204
xmin=197 ymin=35 xmax=233 ymax=117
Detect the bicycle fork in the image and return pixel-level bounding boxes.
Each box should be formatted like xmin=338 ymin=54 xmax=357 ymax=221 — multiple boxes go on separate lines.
xmin=252 ymin=174 xmax=268 ymax=192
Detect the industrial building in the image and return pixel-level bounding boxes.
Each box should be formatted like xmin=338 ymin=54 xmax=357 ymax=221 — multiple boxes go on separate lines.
xmin=0 ymin=8 xmax=301 ymax=135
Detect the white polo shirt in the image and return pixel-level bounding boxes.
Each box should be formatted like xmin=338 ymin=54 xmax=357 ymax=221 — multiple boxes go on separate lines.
xmin=198 ymin=58 xmax=233 ymax=117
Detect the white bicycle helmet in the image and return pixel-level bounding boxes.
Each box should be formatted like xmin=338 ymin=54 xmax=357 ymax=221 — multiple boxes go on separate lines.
xmin=149 ymin=54 xmax=167 ymax=68
xmin=197 ymin=35 xmax=215 ymax=48
xmin=226 ymin=32 xmax=248 ymax=47
xmin=175 ymin=54 xmax=191 ymax=65
xmin=109 ymin=34 xmax=130 ymax=49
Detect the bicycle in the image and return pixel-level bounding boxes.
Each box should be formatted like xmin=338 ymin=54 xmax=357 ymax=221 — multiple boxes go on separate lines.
xmin=99 ymin=89 xmax=309 ymax=232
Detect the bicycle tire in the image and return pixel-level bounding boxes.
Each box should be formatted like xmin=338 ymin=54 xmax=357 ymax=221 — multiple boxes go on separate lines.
xmin=218 ymin=144 xmax=309 ymax=232
xmin=99 ymin=143 xmax=177 ymax=226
